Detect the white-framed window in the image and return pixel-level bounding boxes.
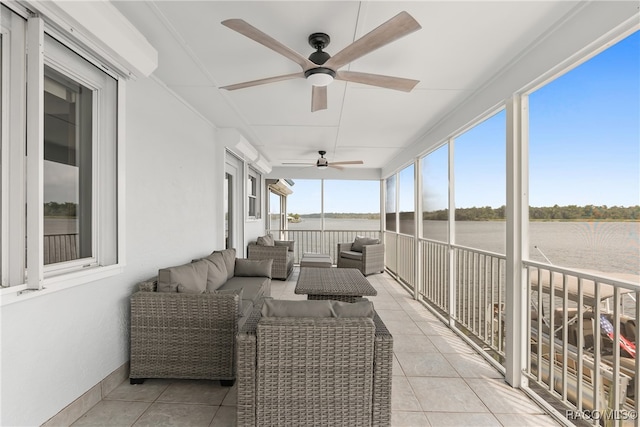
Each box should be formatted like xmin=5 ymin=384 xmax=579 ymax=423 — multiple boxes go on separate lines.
xmin=1 ymin=8 xmax=122 ymax=292
xmin=247 ymin=166 xmax=261 ymax=220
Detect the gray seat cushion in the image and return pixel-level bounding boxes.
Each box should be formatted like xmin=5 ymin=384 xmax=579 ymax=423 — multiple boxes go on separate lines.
xmin=221 ymin=276 xmax=269 ymax=305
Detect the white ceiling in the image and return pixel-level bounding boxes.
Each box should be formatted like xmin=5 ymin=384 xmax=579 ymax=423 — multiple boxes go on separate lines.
xmin=112 ymin=1 xmax=588 ymax=175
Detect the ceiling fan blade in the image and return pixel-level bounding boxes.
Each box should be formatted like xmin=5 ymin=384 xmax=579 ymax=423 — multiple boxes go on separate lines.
xmin=325 ymin=11 xmax=421 ymax=70
xmin=311 ymin=86 xmax=328 ymax=112
xmin=281 ymin=162 xmax=315 ymax=165
xmin=330 ymin=160 xmax=364 ymax=166
xmin=222 ymin=19 xmax=315 ymax=70
xmin=336 ymin=71 xmax=418 ymax=92
xmin=221 ymin=72 xmax=303 ymax=91
xmin=328 ymin=164 xmax=344 ymax=170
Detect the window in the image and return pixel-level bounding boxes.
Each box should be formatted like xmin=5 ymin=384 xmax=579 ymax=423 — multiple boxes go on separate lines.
xmin=324 ymin=180 xmax=380 ymax=230
xmin=528 ymin=31 xmax=639 ymax=273
xmin=1 ymin=15 xmax=121 ymax=289
xmin=454 ymin=110 xmax=506 ymax=253
xmin=43 ymin=35 xmax=118 ymax=275
xmin=43 ymin=66 xmax=93 ymax=264
xmin=398 ymin=164 xmax=415 ymax=236
xmin=421 ymin=145 xmax=449 ymax=241
xmin=385 ymin=175 xmax=397 ymax=232
xmin=269 ymin=191 xmax=283 ymax=232
xmin=247 ymin=167 xmax=261 ymax=219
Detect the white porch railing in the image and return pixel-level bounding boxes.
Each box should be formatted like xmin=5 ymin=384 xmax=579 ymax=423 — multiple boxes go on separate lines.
xmin=43 ymin=233 xmax=78 ymax=264
xmin=268 ymin=229 xmax=381 ymax=265
xmin=524 ymin=261 xmax=640 ymax=420
xmin=384 ymin=229 xmax=640 ymax=425
xmin=454 ymin=245 xmax=506 ymax=356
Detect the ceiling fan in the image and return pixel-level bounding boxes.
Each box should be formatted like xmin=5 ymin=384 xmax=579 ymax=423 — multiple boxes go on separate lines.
xmin=220 ymin=11 xmax=421 ymax=112
xmin=283 ymin=151 xmax=363 ymax=170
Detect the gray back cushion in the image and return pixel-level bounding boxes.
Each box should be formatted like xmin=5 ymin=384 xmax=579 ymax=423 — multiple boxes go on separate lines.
xmin=261 ymin=299 xmax=375 ymax=319
xmin=262 ymin=299 xmax=334 ymax=318
xmin=332 ymin=300 xmax=375 ymax=318
xmin=158 ymin=260 xmax=208 ymax=294
xmin=351 ymin=236 xmax=380 ymax=253
xmin=213 ymin=248 xmax=236 ymax=280
xmin=203 ymin=252 xmax=228 ymax=291
xmin=256 ymin=234 xmax=275 ymax=246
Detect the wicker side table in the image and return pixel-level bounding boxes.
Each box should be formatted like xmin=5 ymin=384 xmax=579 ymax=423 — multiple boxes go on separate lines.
xmin=295 ymin=267 xmax=377 ymax=303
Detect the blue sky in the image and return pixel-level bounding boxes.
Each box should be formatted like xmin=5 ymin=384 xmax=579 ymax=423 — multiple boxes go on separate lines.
xmin=287 ymin=179 xmax=380 ymax=215
xmin=287 ymin=31 xmax=639 ymax=214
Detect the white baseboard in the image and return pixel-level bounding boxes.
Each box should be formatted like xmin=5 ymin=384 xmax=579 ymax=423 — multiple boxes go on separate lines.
xmin=41 ymin=362 xmax=129 ymax=427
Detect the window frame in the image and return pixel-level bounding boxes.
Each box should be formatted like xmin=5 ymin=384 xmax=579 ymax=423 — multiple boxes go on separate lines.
xmin=0 ymin=12 xmax=125 ymax=299
xmin=247 ymin=166 xmax=261 ymax=220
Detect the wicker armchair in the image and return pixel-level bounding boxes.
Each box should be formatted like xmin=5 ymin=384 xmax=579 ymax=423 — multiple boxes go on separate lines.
xmin=337 ymin=240 xmax=385 ymax=276
xmin=247 ymin=240 xmax=294 ymax=280
xmin=129 ymin=281 xmax=241 ymax=385
xmin=237 ymin=300 xmax=393 ymax=427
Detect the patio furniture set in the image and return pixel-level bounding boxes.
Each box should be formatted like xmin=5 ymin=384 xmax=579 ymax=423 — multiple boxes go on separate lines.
xmin=128 ymin=235 xmax=391 ymax=426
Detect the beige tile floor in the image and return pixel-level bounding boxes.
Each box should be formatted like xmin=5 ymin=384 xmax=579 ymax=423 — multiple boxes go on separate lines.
xmin=71 ymin=268 xmax=561 ymax=427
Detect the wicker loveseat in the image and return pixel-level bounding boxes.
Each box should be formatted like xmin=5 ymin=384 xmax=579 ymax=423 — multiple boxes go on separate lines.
xmin=237 ymin=298 xmax=393 ymax=427
xmin=129 ymin=248 xmax=271 ymax=386
xmin=247 ymin=234 xmax=294 ymax=280
xmin=337 ymin=236 xmax=385 ymax=276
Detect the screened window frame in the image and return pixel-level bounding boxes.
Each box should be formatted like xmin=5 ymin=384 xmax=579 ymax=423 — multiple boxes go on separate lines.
xmin=247 ymin=166 xmax=261 ymax=220
xmin=0 ymin=11 xmax=125 ymax=296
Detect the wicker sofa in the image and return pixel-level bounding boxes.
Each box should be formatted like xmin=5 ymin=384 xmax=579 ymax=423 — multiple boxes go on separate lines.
xmin=337 ymin=236 xmax=385 ymax=276
xmin=129 ymin=248 xmax=271 ymax=386
xmin=237 ymin=298 xmax=393 ymax=427
xmin=247 ymin=234 xmax=294 ymax=280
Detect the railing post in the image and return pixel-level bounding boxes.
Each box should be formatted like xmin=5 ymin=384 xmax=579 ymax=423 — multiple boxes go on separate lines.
xmin=504 ymin=95 xmax=528 ymax=388
xmin=414 ymin=158 xmax=421 ymax=300
xmin=447 ymin=139 xmax=456 ymax=327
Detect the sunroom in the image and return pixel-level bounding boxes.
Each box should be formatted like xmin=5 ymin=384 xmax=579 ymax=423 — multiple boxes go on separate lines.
xmin=1 ymin=1 xmax=638 ymax=426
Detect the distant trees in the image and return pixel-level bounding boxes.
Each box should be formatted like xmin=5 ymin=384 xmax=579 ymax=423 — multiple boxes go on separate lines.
xmin=299 ymin=212 xmax=381 ymax=220
xmin=418 ymin=204 xmax=639 ymax=221
xmin=43 ymin=202 xmax=76 ymax=217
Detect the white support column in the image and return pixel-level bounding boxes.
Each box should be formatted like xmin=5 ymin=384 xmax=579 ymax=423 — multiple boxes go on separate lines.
xmin=320 ymin=179 xmax=325 ymax=252
xmin=505 ymin=95 xmax=529 ymax=387
xmin=379 ymin=179 xmax=385 ymax=235
xmin=447 ymin=139 xmax=456 ymax=327
xmin=414 ymin=158 xmax=422 ymax=300
xmin=25 ymin=15 xmax=44 ymax=290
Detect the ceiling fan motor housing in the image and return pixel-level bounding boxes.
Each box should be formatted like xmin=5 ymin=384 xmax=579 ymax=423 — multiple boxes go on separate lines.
xmin=306 ymin=32 xmax=336 ymax=84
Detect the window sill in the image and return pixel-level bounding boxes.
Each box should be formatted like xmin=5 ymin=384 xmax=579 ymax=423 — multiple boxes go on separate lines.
xmin=0 ymin=263 xmax=124 ymax=307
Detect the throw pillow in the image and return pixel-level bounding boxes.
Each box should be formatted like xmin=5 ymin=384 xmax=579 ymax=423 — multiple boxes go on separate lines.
xmin=256 ymin=234 xmax=275 ymax=246
xmin=203 ymin=252 xmax=228 ymax=291
xmin=351 ymin=236 xmax=380 ymax=253
xmin=234 ymin=258 xmax=273 ymax=278
xmin=261 ymin=299 xmax=334 ymax=318
xmin=159 ymin=260 xmax=208 ymax=294
xmin=213 ymin=248 xmax=236 ymax=280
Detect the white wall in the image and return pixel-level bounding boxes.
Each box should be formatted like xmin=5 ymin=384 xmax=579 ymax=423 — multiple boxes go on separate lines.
xmin=0 ymin=75 xmax=224 ymax=426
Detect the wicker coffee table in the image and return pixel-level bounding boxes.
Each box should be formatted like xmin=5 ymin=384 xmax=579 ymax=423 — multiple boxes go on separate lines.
xmin=295 ymin=267 xmax=377 ymax=303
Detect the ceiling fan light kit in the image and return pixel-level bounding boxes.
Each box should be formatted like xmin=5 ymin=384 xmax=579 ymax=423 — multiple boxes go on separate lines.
xmin=221 ymin=11 xmax=421 ymax=111
xmin=305 ymin=67 xmax=335 ymax=86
